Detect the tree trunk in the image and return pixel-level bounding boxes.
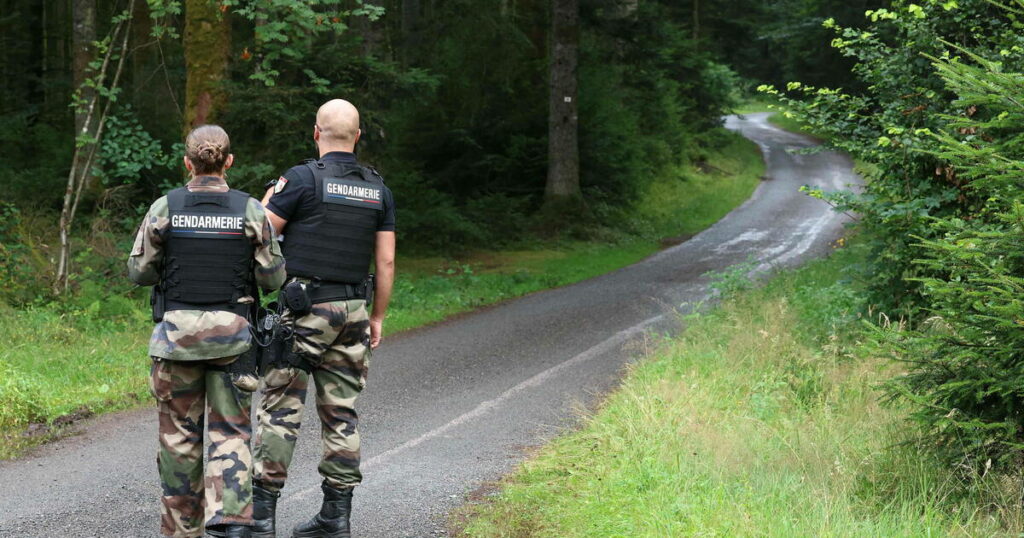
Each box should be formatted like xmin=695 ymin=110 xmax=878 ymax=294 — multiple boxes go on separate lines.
xmin=184 ymin=0 xmax=230 ymax=129
xmin=72 ymin=0 xmax=96 ymax=135
xmin=693 ymin=0 xmax=699 ymax=43
xmin=401 ymin=0 xmax=420 ymax=57
xmin=42 ymin=0 xmax=71 ymax=123
xmin=132 ymin=0 xmax=152 ymax=101
xmin=351 ymin=1 xmax=383 ymax=58
xmin=544 ymin=0 xmax=580 ymax=203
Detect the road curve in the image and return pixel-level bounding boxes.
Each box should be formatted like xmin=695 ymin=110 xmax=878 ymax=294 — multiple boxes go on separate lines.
xmin=0 ymin=113 xmax=859 ymax=537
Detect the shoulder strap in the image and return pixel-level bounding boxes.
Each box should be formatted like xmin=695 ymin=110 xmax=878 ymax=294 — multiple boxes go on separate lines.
xmin=362 ymin=165 xmax=385 ymax=184
xmin=304 ymin=160 xmax=326 ymax=200
xmin=227 ymin=188 xmax=252 ymax=205
xmin=166 ymin=187 xmax=188 ymax=211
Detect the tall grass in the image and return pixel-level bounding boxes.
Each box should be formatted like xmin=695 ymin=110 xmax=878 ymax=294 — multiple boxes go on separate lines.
xmin=459 ymin=245 xmax=1016 ymax=536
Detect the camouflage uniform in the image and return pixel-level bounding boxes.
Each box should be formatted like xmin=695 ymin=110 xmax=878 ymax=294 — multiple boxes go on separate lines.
xmin=129 ymin=176 xmax=286 ymax=538
xmin=254 ymin=293 xmax=371 ymax=493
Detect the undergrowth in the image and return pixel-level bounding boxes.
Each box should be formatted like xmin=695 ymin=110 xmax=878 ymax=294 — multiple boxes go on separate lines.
xmin=457 ymin=242 xmax=1019 ymax=536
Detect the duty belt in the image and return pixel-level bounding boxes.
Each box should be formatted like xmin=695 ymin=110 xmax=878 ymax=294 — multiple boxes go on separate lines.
xmin=307 ymin=281 xmax=369 ymax=304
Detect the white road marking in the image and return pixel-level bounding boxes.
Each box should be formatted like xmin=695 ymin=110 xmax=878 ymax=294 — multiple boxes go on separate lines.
xmin=713 ymin=229 xmax=770 ymax=254
xmin=283 ymin=312 xmax=668 ymax=504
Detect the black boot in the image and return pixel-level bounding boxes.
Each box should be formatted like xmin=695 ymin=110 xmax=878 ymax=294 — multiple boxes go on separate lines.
xmin=252 ymin=482 xmax=280 ymax=538
xmin=291 ymin=483 xmax=353 ymax=538
xmin=206 ymin=524 xmax=252 ymax=537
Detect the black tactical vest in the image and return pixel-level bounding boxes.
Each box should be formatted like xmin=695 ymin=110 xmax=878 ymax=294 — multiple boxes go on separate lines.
xmin=281 ymin=160 xmax=384 ymax=284
xmin=161 ymin=187 xmax=254 ymax=316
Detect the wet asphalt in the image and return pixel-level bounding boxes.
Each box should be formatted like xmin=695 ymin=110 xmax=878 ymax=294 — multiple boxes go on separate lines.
xmin=0 ymin=113 xmax=859 ymax=537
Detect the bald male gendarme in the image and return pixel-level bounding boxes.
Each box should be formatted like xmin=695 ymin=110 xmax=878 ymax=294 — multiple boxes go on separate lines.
xmin=251 ymin=99 xmax=397 ymax=538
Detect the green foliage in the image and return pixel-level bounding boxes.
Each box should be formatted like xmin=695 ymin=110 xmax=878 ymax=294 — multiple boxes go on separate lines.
xmin=0 ymin=203 xmax=35 ymax=306
xmin=705 ymin=256 xmax=758 ymax=297
xmin=764 ymin=0 xmax=1024 ymax=477
xmin=95 ymin=106 xmax=180 ymax=188
xmin=872 ymin=14 xmax=1024 ymax=471
xmin=224 ymin=0 xmax=384 ymax=86
xmin=760 ymin=0 xmax=1021 ymax=317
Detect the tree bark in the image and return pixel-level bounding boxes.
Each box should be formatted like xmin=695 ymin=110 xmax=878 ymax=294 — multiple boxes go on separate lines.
xmin=402 ymin=0 xmax=420 ymax=57
xmin=544 ymin=0 xmax=581 ymax=203
xmin=693 ymin=0 xmax=699 ymax=43
xmin=42 ymin=0 xmax=70 ymax=123
xmin=184 ymin=0 xmax=230 ymax=129
xmin=72 ymin=0 xmax=96 ymax=135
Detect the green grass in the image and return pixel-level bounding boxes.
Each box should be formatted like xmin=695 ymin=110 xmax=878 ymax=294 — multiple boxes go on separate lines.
xmin=731 ymin=99 xmax=779 ymax=115
xmin=0 ymin=304 xmax=150 ymax=458
xmin=457 ymin=244 xmax=1017 ymax=536
xmin=0 ymin=128 xmax=763 ymax=459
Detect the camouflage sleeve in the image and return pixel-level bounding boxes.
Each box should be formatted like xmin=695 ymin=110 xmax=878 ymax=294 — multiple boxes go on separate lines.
xmin=247 ymin=198 xmax=286 ymax=292
xmin=127 ymin=197 xmax=170 ymax=286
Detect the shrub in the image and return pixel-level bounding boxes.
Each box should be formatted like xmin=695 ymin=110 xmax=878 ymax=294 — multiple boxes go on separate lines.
xmin=882 ymin=35 xmax=1024 ymax=471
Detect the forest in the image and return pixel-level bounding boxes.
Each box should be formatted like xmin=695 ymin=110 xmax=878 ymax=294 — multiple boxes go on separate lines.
xmin=14 ymin=0 xmax=1024 ymax=532
xmin=0 ymin=0 xmax=877 ymax=299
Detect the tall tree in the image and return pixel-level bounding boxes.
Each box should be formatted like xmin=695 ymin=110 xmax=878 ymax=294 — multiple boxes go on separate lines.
xmin=544 ymin=0 xmax=580 ymax=204
xmin=72 ymin=0 xmax=96 ymax=135
xmin=402 ymin=0 xmax=420 ymax=47
xmin=184 ymin=0 xmax=230 ymax=128
xmin=693 ymin=0 xmax=699 ymax=42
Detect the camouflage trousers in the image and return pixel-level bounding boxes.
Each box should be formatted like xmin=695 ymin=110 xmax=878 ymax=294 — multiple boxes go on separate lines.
xmin=150 ymin=356 xmax=254 ymax=537
xmin=254 ymin=298 xmax=371 ymax=493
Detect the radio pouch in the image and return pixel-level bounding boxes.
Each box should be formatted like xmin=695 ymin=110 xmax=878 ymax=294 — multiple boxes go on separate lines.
xmin=283 ymin=280 xmax=313 ymax=317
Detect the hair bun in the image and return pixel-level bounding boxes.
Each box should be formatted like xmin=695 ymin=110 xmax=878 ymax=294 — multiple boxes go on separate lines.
xmin=184 ymin=125 xmax=231 ymax=175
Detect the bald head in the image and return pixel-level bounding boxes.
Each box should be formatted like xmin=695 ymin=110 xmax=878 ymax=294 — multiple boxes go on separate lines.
xmin=314 ymin=99 xmax=361 ymax=154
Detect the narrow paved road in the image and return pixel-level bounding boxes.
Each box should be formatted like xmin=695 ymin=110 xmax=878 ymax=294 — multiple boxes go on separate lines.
xmin=0 ymin=113 xmax=858 ymax=537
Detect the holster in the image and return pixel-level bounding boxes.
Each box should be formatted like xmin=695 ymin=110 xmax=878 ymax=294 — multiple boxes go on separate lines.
xmin=258 ymin=324 xmax=315 ymax=374
xmin=364 ymin=273 xmax=375 ymax=306
xmin=151 ymin=287 xmax=165 ymax=323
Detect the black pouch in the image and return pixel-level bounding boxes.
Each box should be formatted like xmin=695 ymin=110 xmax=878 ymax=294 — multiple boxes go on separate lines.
xmin=364 ymin=274 xmax=376 ymax=306
xmin=259 ymin=327 xmax=290 ymax=375
xmin=283 ymin=281 xmax=313 ymax=317
xmin=151 ymin=287 xmax=165 ymax=323
xmin=231 ymin=346 xmax=258 ymax=377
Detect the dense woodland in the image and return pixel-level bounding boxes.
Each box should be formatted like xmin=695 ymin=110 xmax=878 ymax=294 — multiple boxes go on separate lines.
xmin=16 ymin=0 xmax=1024 ymax=501
xmin=0 ymin=0 xmax=878 ymax=299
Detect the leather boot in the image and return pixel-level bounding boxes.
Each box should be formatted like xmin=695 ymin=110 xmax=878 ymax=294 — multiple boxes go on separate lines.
xmin=252 ymin=482 xmax=280 ymax=537
xmin=291 ymin=483 xmax=354 ymax=538
xmin=206 ymin=524 xmax=252 ymax=537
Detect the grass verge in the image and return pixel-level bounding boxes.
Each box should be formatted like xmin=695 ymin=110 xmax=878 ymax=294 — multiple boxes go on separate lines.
xmin=0 ymin=128 xmax=762 ymax=459
xmin=456 ymin=243 xmax=1013 ymax=536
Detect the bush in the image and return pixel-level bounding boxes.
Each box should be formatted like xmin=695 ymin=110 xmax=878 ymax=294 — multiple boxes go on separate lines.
xmin=760 ymin=0 xmax=1021 ymax=318
xmin=880 ymin=34 xmax=1024 ymax=471
xmin=762 ymin=0 xmax=1024 ymax=475
xmin=0 ymin=203 xmax=37 ymax=306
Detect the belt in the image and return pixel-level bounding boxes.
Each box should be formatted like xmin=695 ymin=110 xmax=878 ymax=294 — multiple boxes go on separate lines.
xmin=307 ymin=281 xmax=367 ymax=304
xmin=165 ymin=299 xmax=250 ymax=317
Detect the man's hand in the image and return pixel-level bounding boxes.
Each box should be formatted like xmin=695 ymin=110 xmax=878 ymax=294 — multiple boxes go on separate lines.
xmin=369 ymin=316 xmax=384 ymax=349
